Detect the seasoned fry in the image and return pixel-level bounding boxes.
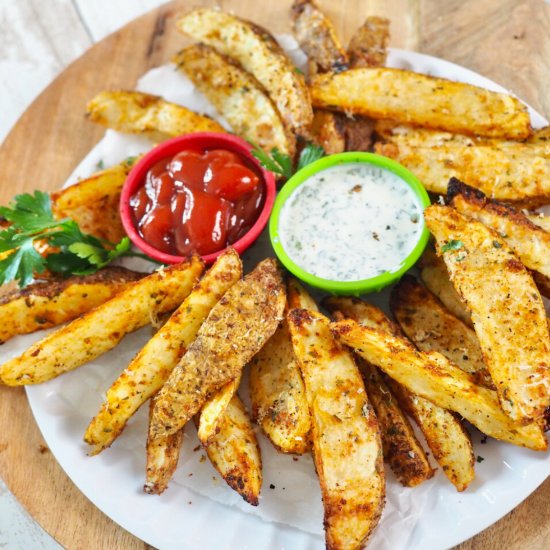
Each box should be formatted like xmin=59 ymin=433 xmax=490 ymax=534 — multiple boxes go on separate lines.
xmin=249 ymin=318 xmax=311 ymax=454
xmin=150 ymin=258 xmax=285 ymax=438
xmin=173 ymin=45 xmax=295 ymax=157
xmin=51 ymin=157 xmax=139 ymax=242
xmin=178 ymin=8 xmax=313 ymax=135
xmin=425 ymin=205 xmax=550 ymax=423
xmin=331 ymin=319 xmax=547 ymax=450
xmin=391 ymin=276 xmax=493 ymax=389
xmin=86 ymin=90 xmax=224 ymax=142
xmin=287 ymin=276 xmax=319 ymax=311
xmin=528 ymin=213 xmax=550 ymax=233
xmin=347 ymin=16 xmax=390 ymax=68
xmin=288 ymin=308 xmax=384 ymax=549
xmin=0 ymin=267 xmax=143 ymax=344
xmin=0 ymin=258 xmax=203 ymax=386
xmin=311 ymin=68 xmax=532 ymax=139
xmin=310 ymin=110 xmax=346 ymax=154
xmin=448 ymin=179 xmax=550 ymax=280
xmin=290 ymin=0 xmax=348 ymax=75
xmin=201 ymin=395 xmax=262 ymax=506
xmin=84 ymin=251 xmax=240 ymax=454
xmin=325 ymin=296 xmax=475 ymax=492
xmin=533 ymin=271 xmax=550 ymax=300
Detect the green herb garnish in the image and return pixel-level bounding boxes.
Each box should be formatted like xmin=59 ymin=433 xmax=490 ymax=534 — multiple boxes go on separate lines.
xmin=250 ymin=142 xmax=325 ymax=179
xmin=476 ymin=455 xmax=485 ymax=463
xmin=441 ymin=239 xmax=464 ymax=253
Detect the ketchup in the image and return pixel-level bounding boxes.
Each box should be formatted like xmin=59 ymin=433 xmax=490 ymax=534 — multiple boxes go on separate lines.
xmin=129 ymin=149 xmax=264 ymax=256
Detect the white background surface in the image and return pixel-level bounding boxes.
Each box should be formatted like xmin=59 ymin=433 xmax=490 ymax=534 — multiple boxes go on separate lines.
xmin=0 ymin=2 xmax=166 ymax=547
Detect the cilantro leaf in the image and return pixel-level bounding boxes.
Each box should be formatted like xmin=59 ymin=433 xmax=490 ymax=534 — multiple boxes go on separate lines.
xmin=0 ymin=241 xmax=46 ymax=287
xmin=441 ymin=239 xmax=464 ymax=253
xmin=0 ymin=191 xmax=57 ymax=232
xmin=297 ymin=143 xmax=325 ymax=171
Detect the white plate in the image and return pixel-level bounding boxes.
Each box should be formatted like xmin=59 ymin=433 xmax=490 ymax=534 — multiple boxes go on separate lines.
xmin=16 ymin=48 xmax=549 ymax=550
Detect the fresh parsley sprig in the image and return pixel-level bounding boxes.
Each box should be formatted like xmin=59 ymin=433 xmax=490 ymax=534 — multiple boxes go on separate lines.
xmin=0 ymin=191 xmax=150 ymax=288
xmin=250 ymin=142 xmax=325 ymax=179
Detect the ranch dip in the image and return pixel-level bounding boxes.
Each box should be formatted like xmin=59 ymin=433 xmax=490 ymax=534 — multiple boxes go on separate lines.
xmin=278 ymin=163 xmax=424 ymax=281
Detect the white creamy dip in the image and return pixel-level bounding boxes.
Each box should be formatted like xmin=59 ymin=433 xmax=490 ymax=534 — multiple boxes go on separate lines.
xmin=278 ymin=163 xmax=424 ymax=281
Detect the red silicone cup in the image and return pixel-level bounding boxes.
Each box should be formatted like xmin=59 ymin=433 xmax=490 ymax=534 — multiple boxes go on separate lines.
xmin=120 ymin=132 xmax=276 ymax=264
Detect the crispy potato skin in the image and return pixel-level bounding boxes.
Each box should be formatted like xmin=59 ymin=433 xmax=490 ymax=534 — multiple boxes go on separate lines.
xmin=174 ymin=45 xmax=295 ymax=157
xmin=178 ymin=8 xmax=313 ymax=135
xmin=150 ymin=258 xmax=285 ymax=438
xmin=0 ymin=258 xmax=204 ymax=386
xmin=51 ymin=157 xmax=138 ymax=242
xmin=347 ymin=16 xmax=390 ymax=68
xmin=311 ymin=68 xmax=531 ymax=139
xmin=0 ymin=267 xmax=143 ymax=344
xmin=86 ymin=90 xmax=225 ymax=142
xmin=331 ymin=319 xmax=547 ymax=451
xmin=288 ymin=308 xmax=385 ymax=550
xmin=84 ymin=250 xmax=241 ymax=454
xmin=201 ymin=395 xmax=262 ymax=506
xmin=448 ymin=179 xmax=550 ymax=280
xmin=391 ymin=276 xmax=493 ymax=389
xmin=425 ymin=205 xmax=550 ymax=424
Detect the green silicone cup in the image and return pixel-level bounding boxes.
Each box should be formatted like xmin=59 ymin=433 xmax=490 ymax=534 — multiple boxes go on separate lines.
xmin=269 ymin=152 xmax=431 ymax=295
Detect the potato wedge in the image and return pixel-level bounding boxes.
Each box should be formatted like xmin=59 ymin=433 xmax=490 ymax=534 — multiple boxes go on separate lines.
xmin=311 ymin=68 xmax=531 ymax=139
xmin=287 ymin=276 xmax=319 ymax=311
xmin=331 ymin=319 xmax=547 ymax=450
xmin=87 ymin=90 xmax=225 ymax=142
xmin=173 ymin=45 xmax=295 ymax=157
xmin=290 ymin=0 xmax=348 ymax=75
xmin=51 ymin=157 xmax=139 ymax=242
xmin=391 ymin=276 xmax=493 ymax=389
xmin=448 ymin=179 xmax=550 ymax=280
xmin=288 ymin=308 xmax=384 ymax=550
xmin=201 ymin=395 xmax=262 ymax=506
xmin=0 ymin=258 xmax=204 ymax=386
xmin=150 ymin=258 xmax=285 ymax=438
xmin=325 ymin=296 xmax=475 ymax=491
xmin=347 ymin=16 xmax=390 ymax=69
xmin=310 ymin=110 xmax=346 ymax=154
xmin=425 ymin=205 xmax=550 ymax=423
xmin=529 ymin=213 xmax=550 ymax=233
xmin=178 ymin=8 xmax=313 ymax=135
xmin=84 ymin=250 xmax=241 ymax=454
xmin=0 ymin=267 xmax=143 ymax=344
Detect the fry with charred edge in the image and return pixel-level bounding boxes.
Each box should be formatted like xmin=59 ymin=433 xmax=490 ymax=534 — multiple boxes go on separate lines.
xmin=288 ymin=308 xmax=384 ymax=549
xmin=144 ymin=397 xmax=185 ymax=495
xmin=447 ymin=179 xmax=550 ymax=280
xmin=347 ymin=16 xmax=390 ymax=68
xmin=86 ymin=90 xmax=225 ymax=142
xmin=178 ymin=8 xmax=313 ymax=135
xmin=310 ymin=68 xmax=531 ymax=139
xmin=51 ymin=157 xmax=139 ymax=243
xmin=0 ymin=258 xmax=204 ymax=386
xmin=287 ymin=276 xmax=319 ymax=311
xmin=391 ymin=276 xmax=493 ymax=389
xmin=0 ymin=267 xmax=143 ymax=344
xmin=425 ymin=205 xmax=550 ymax=424
xmin=331 ymin=319 xmax=547 ymax=451
xmin=150 ymin=258 xmax=285 ymax=438
xmin=290 ymin=0 xmax=348 ymax=75
xmin=200 ymin=395 xmax=262 ymax=506
xmin=84 ymin=250 xmax=241 ymax=454
xmin=532 ymin=271 xmax=550 ymax=300
xmin=173 ymin=45 xmax=295 ymax=157
xmin=528 ymin=213 xmax=550 ymax=233
xmin=324 ymin=296 xmax=475 ymax=492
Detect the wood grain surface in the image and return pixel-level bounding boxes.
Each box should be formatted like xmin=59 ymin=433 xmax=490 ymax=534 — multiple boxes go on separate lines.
xmin=0 ymin=1 xmax=548 ymax=549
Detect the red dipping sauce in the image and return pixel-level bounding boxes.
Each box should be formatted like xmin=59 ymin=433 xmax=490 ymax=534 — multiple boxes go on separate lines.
xmin=129 ymin=149 xmax=264 ymax=257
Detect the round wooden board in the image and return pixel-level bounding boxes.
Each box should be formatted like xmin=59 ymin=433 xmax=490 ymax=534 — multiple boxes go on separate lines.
xmin=0 ymin=1 xmax=548 ymax=549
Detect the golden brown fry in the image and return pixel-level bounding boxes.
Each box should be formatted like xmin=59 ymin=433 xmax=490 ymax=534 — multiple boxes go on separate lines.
xmin=173 ymin=45 xmax=295 ymax=157
xmin=201 ymin=395 xmax=262 ymax=506
xmin=331 ymin=319 xmax=547 ymax=451
xmin=178 ymin=8 xmax=313 ymax=135
xmin=290 ymin=0 xmax=348 ymax=75
xmin=287 ymin=276 xmax=319 ymax=311
xmin=391 ymin=276 xmax=493 ymax=389
xmin=84 ymin=251 xmax=240 ymax=454
xmin=150 ymin=258 xmax=285 ymax=438
xmin=288 ymin=308 xmax=384 ymax=550
xmin=0 ymin=267 xmax=143 ymax=344
xmin=425 ymin=205 xmax=550 ymax=423
xmin=347 ymin=16 xmax=390 ymax=68
xmin=311 ymin=68 xmax=531 ymax=139
xmin=0 ymin=259 xmax=204 ymax=386
xmin=528 ymin=213 xmax=550 ymax=233
xmin=51 ymin=157 xmax=139 ymax=242
xmin=86 ymin=90 xmax=225 ymax=142
xmin=448 ymin=179 xmax=550 ymax=280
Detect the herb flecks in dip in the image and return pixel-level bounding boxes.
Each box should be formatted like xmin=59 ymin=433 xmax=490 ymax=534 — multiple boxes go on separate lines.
xmin=279 ymin=163 xmax=423 ymax=282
